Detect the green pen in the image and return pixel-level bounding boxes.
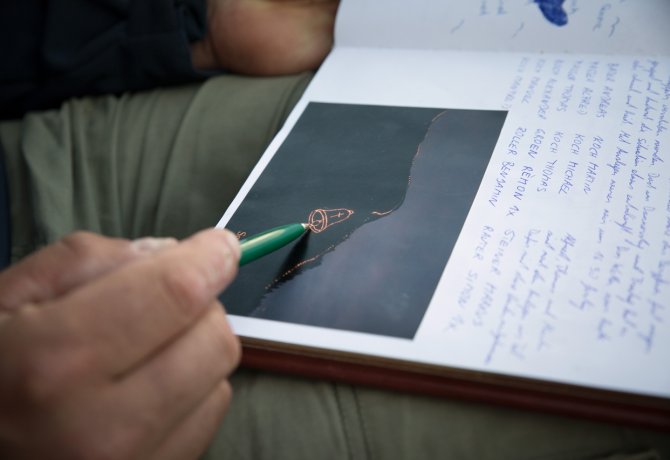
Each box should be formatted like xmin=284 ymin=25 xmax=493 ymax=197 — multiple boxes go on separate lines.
xmin=238 ymin=222 xmax=310 ymax=266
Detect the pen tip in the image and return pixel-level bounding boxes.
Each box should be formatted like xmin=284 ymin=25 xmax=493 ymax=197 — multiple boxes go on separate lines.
xmin=301 ymin=223 xmax=310 ymax=231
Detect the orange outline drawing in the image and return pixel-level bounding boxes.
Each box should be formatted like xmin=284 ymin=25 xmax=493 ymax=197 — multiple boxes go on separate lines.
xmin=308 ymin=208 xmax=354 ymax=233
xmin=371 ymin=210 xmax=393 ymax=216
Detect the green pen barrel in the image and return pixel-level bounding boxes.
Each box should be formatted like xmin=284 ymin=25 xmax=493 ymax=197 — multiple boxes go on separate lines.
xmin=239 ymin=222 xmax=308 ymax=266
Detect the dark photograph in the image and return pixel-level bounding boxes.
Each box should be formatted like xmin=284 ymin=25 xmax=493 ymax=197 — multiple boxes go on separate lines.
xmin=221 ymin=102 xmax=506 ymax=339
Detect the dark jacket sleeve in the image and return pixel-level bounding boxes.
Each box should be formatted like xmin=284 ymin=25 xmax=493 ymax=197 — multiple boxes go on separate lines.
xmin=0 ymin=0 xmax=209 ymax=120
xmin=0 ymin=142 xmax=9 ymax=270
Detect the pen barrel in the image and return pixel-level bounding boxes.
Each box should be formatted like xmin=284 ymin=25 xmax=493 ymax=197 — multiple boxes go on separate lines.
xmin=239 ymin=223 xmax=307 ymax=266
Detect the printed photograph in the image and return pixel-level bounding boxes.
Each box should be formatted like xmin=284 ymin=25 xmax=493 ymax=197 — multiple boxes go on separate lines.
xmin=221 ymin=102 xmax=507 ymax=339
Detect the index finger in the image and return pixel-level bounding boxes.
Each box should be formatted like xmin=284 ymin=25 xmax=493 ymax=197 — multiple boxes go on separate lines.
xmin=19 ymin=228 xmax=241 ymax=378
xmin=0 ymin=232 xmax=177 ymax=313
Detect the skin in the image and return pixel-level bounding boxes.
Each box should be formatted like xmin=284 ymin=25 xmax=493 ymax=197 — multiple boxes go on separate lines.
xmin=0 ymin=2 xmax=340 ymax=457
xmin=191 ymin=0 xmax=341 ymax=75
xmin=0 ymin=229 xmax=241 ymax=459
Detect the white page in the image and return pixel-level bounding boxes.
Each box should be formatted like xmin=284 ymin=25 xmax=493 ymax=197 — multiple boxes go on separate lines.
xmin=336 ymin=0 xmax=670 ymax=56
xmin=216 ymin=3 xmax=670 ymax=398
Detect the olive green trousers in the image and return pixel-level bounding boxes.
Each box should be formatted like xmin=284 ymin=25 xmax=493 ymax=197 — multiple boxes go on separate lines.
xmin=1 ymin=74 xmax=668 ymax=460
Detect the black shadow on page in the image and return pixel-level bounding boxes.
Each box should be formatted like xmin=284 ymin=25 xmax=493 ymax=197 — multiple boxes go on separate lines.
xmin=276 ymin=231 xmax=310 ymax=281
xmin=221 ymin=103 xmax=507 ymax=339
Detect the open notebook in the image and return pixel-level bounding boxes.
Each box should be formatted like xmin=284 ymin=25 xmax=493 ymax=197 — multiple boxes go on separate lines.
xmin=216 ymin=0 xmax=670 ymax=430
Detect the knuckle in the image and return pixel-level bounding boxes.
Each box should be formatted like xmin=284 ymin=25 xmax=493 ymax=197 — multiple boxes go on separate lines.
xmin=219 ymin=380 xmax=233 ymax=406
xmin=210 ymin=308 xmax=241 ymax=369
xmin=57 ymin=231 xmax=102 ymax=260
xmin=215 ymin=380 xmax=233 ymax=412
xmin=231 ymin=336 xmax=242 ymax=368
xmin=228 ymin=333 xmax=242 ymax=368
xmin=159 ymin=264 xmax=209 ymax=320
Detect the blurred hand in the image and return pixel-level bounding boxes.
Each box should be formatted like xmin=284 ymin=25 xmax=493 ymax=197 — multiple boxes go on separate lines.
xmin=192 ymin=0 xmax=340 ymax=75
xmin=0 ymin=229 xmax=241 ymax=460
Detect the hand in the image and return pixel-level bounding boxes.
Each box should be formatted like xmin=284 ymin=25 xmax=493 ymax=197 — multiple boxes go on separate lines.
xmin=0 ymin=229 xmax=241 ymax=460
xmin=191 ymin=0 xmax=340 ymax=75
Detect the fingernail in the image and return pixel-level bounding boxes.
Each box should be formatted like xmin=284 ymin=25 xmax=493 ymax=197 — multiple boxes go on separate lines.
xmin=221 ymin=230 xmax=241 ymax=261
xmin=131 ymin=237 xmax=178 ymax=253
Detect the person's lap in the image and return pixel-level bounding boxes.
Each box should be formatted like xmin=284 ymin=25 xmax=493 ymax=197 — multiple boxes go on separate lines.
xmin=1 ymin=73 xmax=311 ymax=260
xmin=1 ymin=74 xmax=667 ymax=460
xmin=211 ymin=369 xmax=669 ymax=459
